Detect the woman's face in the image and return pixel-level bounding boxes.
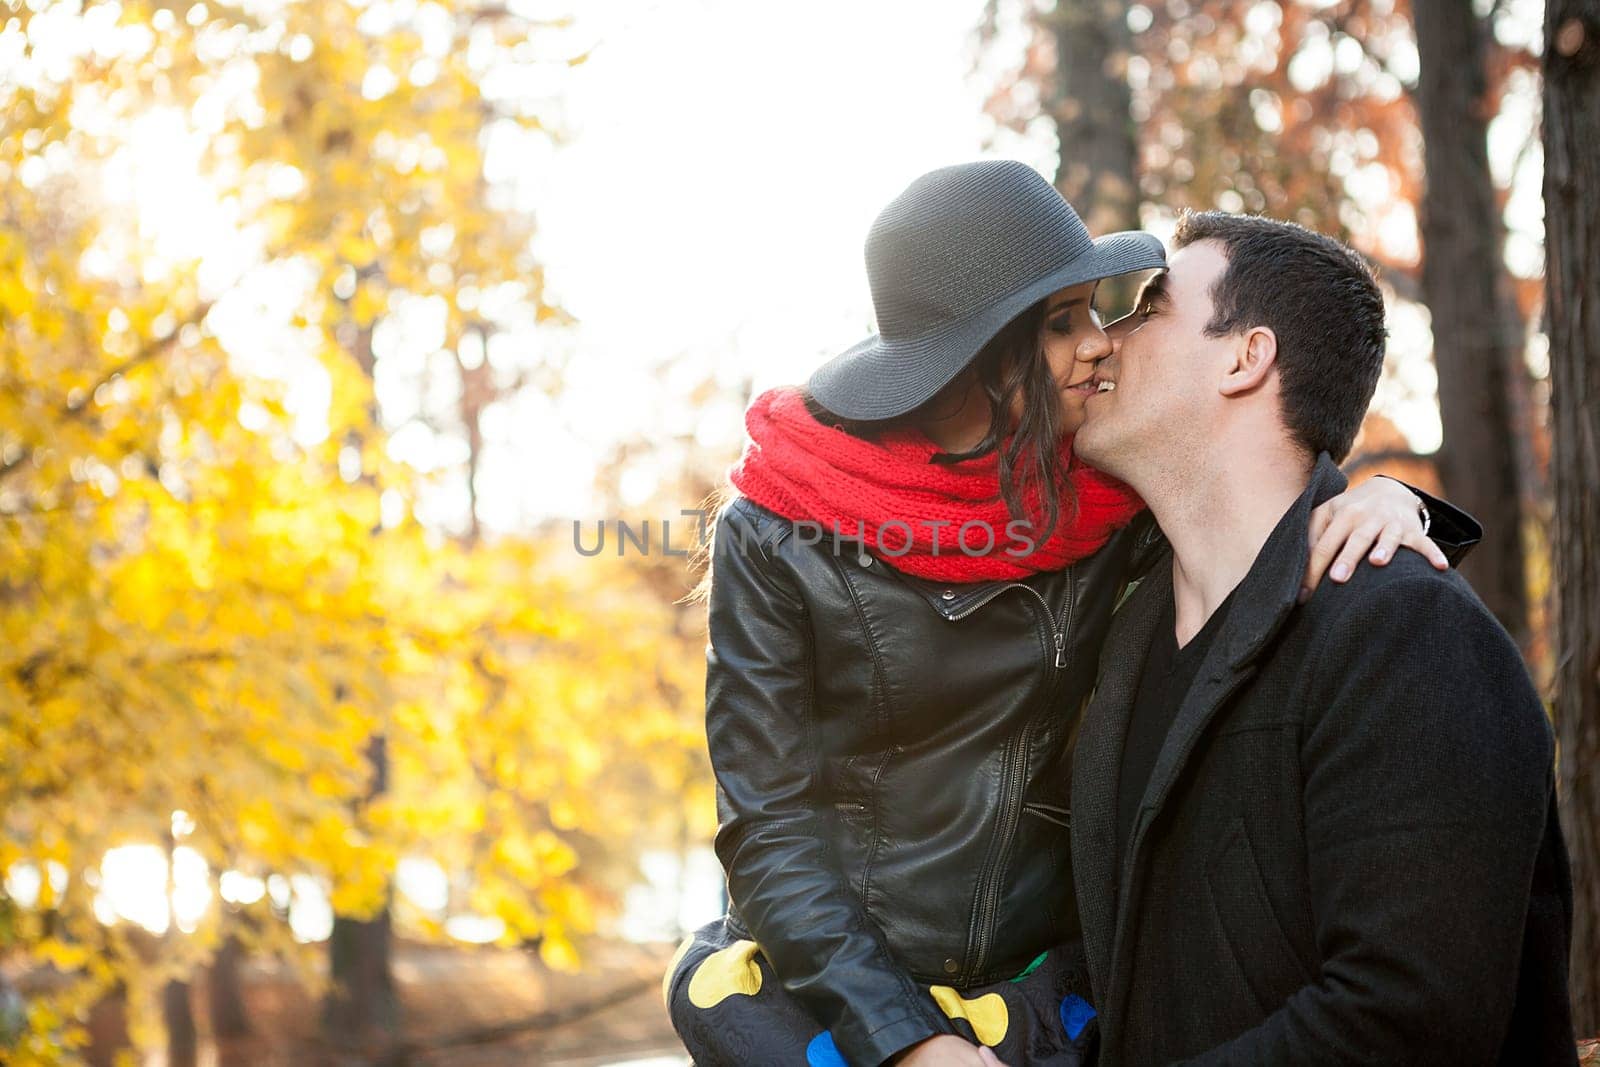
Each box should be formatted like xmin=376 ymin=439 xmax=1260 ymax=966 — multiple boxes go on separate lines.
xmin=916 ymin=280 xmax=1116 ymax=454
xmin=1008 ymin=280 xmax=1113 ymax=435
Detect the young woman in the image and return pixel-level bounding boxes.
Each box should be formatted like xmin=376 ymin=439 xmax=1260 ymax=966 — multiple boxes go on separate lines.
xmin=666 ymin=161 xmax=1472 ymax=1067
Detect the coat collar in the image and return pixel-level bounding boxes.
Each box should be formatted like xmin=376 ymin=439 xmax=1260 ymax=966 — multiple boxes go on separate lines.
xmin=1070 ymin=453 xmax=1347 ymax=1009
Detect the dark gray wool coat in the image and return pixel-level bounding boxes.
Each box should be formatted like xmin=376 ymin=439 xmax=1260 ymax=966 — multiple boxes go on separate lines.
xmin=1069 ymin=454 xmax=1575 ymax=1066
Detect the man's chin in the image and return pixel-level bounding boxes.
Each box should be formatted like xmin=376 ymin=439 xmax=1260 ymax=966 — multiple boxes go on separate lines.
xmin=1073 ymin=421 xmax=1107 ymax=465
xmin=1073 ymin=423 xmax=1136 ymax=486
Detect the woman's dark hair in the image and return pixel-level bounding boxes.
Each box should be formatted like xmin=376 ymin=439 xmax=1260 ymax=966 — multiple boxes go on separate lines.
xmin=684 ymin=297 xmax=1070 ymax=607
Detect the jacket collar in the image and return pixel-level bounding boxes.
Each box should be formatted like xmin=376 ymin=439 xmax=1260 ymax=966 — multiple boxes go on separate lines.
xmin=1070 ymin=453 xmax=1347 ymax=1009
xmin=889 ymin=568 xmax=1037 ymax=620
xmin=731 ymin=495 xmax=1037 ymax=618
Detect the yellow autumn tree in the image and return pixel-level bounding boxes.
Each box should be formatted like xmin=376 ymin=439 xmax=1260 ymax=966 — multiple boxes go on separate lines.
xmin=1 ymin=3 xmax=710 ymax=1061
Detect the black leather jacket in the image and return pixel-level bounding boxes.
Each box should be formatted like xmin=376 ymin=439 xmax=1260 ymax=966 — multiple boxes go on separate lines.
xmin=702 ymin=487 xmax=1477 ymax=1067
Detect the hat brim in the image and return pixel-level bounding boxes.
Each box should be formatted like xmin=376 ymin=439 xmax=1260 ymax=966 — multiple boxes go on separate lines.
xmin=808 ymin=229 xmax=1166 ymax=422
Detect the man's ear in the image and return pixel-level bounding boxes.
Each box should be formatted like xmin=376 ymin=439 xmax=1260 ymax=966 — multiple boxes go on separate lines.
xmin=1219 ymin=327 xmax=1277 ymax=397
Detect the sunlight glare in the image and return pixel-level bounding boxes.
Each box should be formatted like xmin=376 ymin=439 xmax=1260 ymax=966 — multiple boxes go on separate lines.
xmin=91 ymin=845 xmax=215 ymax=935
xmin=445 ymin=914 xmax=506 ymax=944
xmin=97 ymin=845 xmax=161 ymax=933
xmin=288 ymin=874 xmax=334 ymax=942
xmin=219 ymin=870 xmax=267 ymax=906
xmin=397 ymin=856 xmax=450 ymax=915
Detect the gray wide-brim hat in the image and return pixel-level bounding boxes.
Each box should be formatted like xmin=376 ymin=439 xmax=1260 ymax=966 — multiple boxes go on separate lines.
xmin=808 ymin=159 xmax=1166 ymax=422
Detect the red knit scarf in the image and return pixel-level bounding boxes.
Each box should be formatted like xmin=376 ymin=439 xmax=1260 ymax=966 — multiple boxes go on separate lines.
xmin=726 ymin=385 xmax=1145 ymax=581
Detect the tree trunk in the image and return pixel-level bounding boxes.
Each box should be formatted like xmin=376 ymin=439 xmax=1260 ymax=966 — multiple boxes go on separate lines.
xmin=325 ymin=897 xmax=400 ymax=1060
xmin=0 ymin=969 xmax=25 ymax=1052
xmin=1044 ymin=0 xmax=1140 ymax=237
xmin=1412 ymin=0 xmax=1532 ymax=650
xmin=159 ymin=832 xmax=198 ymax=1067
xmin=207 ymin=930 xmax=251 ymax=1041
xmin=1544 ymin=0 xmax=1600 ymax=1037
xmin=325 ymin=313 xmax=401 ymax=1060
xmin=162 ymin=978 xmax=197 ymax=1067
xmin=84 ymin=979 xmax=131 ymax=1067
xmin=325 ymin=731 xmax=401 ymax=1061
xmin=1043 ymin=1 xmax=1144 ymax=316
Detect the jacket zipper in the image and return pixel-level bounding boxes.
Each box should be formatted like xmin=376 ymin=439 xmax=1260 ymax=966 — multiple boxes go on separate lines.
xmin=942 ymin=575 xmax=1073 ymax=669
xmin=958 ymin=565 xmax=1076 ymax=981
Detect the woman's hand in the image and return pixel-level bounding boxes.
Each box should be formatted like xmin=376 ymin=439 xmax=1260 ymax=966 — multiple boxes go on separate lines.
xmin=890 ymin=1034 xmax=1007 ymax=1066
xmin=1302 ymin=475 xmax=1446 ymax=603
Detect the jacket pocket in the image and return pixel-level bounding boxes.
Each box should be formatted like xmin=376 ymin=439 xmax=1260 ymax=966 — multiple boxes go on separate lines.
xmin=1204 ymin=813 xmax=1312 ymax=1016
xmin=832 ymin=801 xmax=876 ymax=904
xmin=1014 ymin=802 xmax=1078 ymax=945
xmin=1022 ymin=800 xmax=1071 ymax=828
xmin=833 ymin=800 xmax=871 ymax=822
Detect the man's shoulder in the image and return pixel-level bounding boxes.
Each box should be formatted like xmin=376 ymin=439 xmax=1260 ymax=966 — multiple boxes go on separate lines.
xmin=1298 ymin=547 xmax=1497 ymax=638
xmin=1289 ymin=548 xmax=1551 ymax=758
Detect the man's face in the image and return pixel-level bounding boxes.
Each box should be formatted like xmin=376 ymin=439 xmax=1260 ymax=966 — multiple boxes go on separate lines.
xmin=1075 ymin=240 xmax=1234 ymax=481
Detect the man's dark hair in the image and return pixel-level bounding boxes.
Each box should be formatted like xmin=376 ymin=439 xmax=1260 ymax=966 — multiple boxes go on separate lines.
xmin=1172 ymin=210 xmax=1387 ymax=463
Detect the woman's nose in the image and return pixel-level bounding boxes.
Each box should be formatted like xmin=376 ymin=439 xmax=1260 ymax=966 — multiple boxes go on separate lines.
xmin=1075 ymin=328 xmax=1112 ymax=364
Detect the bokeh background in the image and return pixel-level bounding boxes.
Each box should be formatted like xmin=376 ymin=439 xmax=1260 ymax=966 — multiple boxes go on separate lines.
xmin=3 ymin=0 xmax=1598 ymax=1063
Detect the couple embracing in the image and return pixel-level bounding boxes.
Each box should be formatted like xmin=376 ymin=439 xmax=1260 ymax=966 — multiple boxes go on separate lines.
xmin=666 ymin=160 xmax=1576 ymax=1066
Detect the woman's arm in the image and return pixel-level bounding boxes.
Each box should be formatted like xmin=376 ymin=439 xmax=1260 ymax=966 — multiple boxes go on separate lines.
xmin=1300 ymin=475 xmax=1483 ymax=601
xmin=704 ymin=498 xmax=959 ymax=1066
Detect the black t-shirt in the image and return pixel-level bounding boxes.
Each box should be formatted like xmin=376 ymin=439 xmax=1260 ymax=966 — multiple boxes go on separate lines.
xmin=1114 ymin=589 xmax=1236 ymax=861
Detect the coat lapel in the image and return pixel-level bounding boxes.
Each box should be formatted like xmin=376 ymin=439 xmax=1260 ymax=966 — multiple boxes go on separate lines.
xmin=1126 ymin=459 xmax=1347 ymax=856
xmin=1069 ymin=557 xmax=1173 ymax=1002
xmin=1081 ymin=454 xmax=1351 ymax=1016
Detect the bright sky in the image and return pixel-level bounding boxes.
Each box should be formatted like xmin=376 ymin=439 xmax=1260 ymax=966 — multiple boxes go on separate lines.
xmin=514 ymin=0 xmax=1008 ymax=522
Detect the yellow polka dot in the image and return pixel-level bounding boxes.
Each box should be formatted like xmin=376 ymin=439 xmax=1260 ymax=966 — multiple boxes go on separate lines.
xmin=927 ymin=985 xmax=1009 ymax=1046
xmin=662 ymin=933 xmax=696 ymax=1007
xmin=687 ymin=939 xmax=765 ymax=1008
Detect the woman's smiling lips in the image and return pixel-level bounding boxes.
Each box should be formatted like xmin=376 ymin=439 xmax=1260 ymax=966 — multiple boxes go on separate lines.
xmin=1064 ymin=378 xmax=1099 ymax=395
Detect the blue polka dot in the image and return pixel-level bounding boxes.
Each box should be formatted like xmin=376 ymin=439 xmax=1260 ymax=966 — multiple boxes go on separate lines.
xmin=1060 ymin=993 xmax=1096 ymax=1041
xmin=807 ymin=1029 xmax=848 ymax=1067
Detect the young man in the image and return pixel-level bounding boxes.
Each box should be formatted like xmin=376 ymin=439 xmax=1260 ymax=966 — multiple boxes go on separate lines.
xmin=1068 ymin=212 xmax=1576 ymax=1065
